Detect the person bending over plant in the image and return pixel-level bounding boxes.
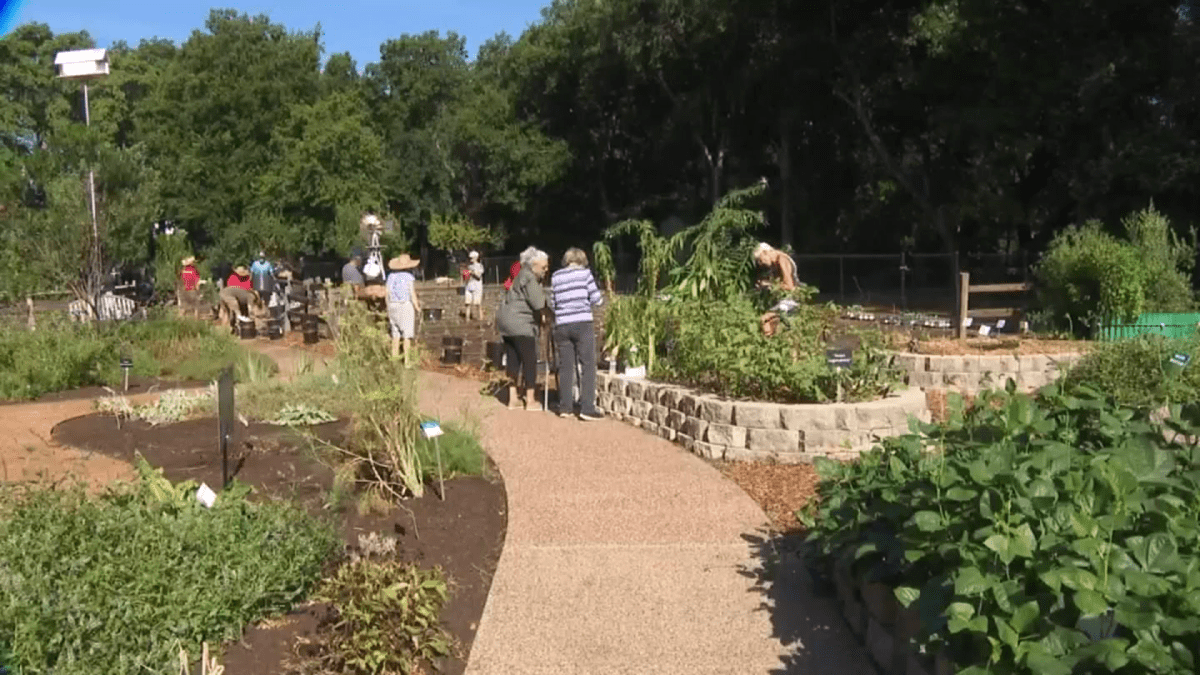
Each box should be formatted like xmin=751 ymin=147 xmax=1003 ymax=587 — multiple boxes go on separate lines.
xmin=753 ymin=242 xmax=803 ymax=337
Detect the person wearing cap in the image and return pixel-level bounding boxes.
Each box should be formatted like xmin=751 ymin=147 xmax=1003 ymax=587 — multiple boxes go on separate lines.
xmin=342 ymin=250 xmax=365 ymax=288
xmin=385 ymin=254 xmax=422 ymax=365
xmin=250 ymin=251 xmax=275 ymax=295
xmin=753 ymin=242 xmax=801 ymax=337
xmin=219 ymin=265 xmax=258 ymax=328
xmin=462 ymin=251 xmax=485 ymax=321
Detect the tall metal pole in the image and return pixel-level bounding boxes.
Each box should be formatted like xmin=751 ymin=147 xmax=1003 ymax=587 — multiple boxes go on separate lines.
xmin=83 ymin=82 xmax=101 ymax=320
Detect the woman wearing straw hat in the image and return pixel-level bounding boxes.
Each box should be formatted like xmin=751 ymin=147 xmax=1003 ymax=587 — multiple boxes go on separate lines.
xmin=178 ymin=256 xmax=203 ymax=320
xmin=219 ymin=265 xmax=258 ymax=329
xmin=385 ymin=254 xmax=422 ymax=365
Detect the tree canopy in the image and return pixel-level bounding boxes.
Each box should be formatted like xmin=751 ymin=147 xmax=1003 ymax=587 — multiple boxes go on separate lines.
xmin=2 ymin=1 xmax=1199 ymax=300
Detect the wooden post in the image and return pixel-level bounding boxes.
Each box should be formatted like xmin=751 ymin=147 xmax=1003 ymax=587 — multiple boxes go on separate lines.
xmin=957 ymin=272 xmax=970 ymax=340
xmin=26 ymin=296 xmax=34 ymax=331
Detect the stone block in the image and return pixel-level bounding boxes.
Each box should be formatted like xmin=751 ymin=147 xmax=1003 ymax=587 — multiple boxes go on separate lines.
xmin=660 ymin=387 xmax=685 ymax=408
xmin=632 ymin=399 xmax=653 ymax=418
xmin=609 ymin=397 xmax=630 ymax=415
xmin=944 ymin=372 xmax=981 ymax=390
xmin=940 ymin=356 xmax=963 ymax=373
xmin=992 ymin=355 xmax=1019 ymax=373
xmin=1017 ymin=371 xmax=1046 ymax=392
xmin=734 ymin=402 xmax=782 ymax=429
xmin=909 ymin=371 xmax=940 ymax=389
xmin=834 ymin=407 xmax=857 ymax=431
xmin=699 ymin=398 xmax=734 ymax=425
xmin=891 ymin=353 xmax=921 ymax=373
xmin=682 ymin=416 xmax=709 ymax=440
xmin=782 ymin=405 xmax=836 ymax=431
xmin=649 ymin=405 xmax=669 ymax=426
xmin=980 ymin=372 xmax=1016 ymax=392
xmin=626 ymin=417 xmax=642 ymax=429
xmin=706 ymin=423 xmax=747 ymax=448
xmin=802 ymin=429 xmax=850 ymax=451
xmin=677 ymin=433 xmax=695 ymax=452
xmin=960 ymin=355 xmax=982 ymax=373
xmin=861 ymin=581 xmax=898 ymax=627
xmin=854 ymin=404 xmax=894 ymax=430
xmin=608 ymin=378 xmax=627 ymax=397
xmin=678 ymin=393 xmax=700 ymax=416
xmin=866 ymin=617 xmax=895 ymax=672
xmin=692 ymin=441 xmax=722 ymax=460
xmin=666 ymin=409 xmax=687 ymax=431
xmin=642 ymin=421 xmax=659 ymax=435
xmin=923 ymin=355 xmax=944 ymax=373
xmin=1019 ymin=354 xmax=1049 ymax=373
xmin=658 ymin=425 xmax=676 ymax=442
xmin=843 ymin=597 xmax=867 ymax=636
xmin=642 ymin=383 xmax=661 ymax=402
xmin=625 ymin=380 xmax=645 ymax=400
xmin=747 ymin=428 xmax=802 ymax=453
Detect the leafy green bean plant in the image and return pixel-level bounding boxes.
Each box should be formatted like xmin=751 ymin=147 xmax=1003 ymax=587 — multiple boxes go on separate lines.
xmin=800 ymin=382 xmax=1200 ymax=674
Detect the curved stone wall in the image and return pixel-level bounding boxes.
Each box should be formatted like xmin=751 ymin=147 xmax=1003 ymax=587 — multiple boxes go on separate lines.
xmin=596 ymin=372 xmax=930 ymax=462
xmin=890 ymin=352 xmax=1085 ymax=394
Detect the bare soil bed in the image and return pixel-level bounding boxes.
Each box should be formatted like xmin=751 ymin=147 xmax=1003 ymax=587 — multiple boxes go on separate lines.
xmin=714 ymin=461 xmax=819 ymax=533
xmin=898 ymin=336 xmax=1093 ymax=356
xmin=52 ymin=414 xmax=506 ymax=675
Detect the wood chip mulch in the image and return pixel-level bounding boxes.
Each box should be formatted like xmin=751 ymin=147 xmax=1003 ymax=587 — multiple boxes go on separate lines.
xmin=714 ymin=461 xmax=820 ymax=534
xmin=911 ymin=337 xmax=1092 ymax=356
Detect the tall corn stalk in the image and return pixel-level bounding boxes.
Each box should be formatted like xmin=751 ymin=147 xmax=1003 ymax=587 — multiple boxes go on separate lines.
xmin=334 ymin=303 xmax=425 ymax=499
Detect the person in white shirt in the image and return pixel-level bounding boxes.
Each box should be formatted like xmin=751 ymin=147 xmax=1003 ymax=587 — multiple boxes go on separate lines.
xmin=463 ymin=250 xmax=485 ymax=321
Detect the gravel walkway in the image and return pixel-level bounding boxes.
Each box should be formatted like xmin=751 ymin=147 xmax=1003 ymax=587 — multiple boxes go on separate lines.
xmin=419 ymin=372 xmax=873 ymax=675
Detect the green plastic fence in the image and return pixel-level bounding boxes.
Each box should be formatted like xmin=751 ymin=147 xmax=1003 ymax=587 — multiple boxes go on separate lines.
xmin=1095 ymin=313 xmax=1200 ymax=342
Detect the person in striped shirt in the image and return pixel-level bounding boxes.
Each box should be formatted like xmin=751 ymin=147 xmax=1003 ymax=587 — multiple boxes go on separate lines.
xmin=548 ymin=247 xmax=605 ymax=420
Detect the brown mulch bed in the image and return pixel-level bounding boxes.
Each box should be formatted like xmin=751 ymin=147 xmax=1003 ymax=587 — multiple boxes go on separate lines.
xmin=51 ymin=414 xmax=507 ymax=675
xmin=906 ymin=336 xmax=1092 ymax=356
xmin=714 ymin=461 xmax=820 ymax=534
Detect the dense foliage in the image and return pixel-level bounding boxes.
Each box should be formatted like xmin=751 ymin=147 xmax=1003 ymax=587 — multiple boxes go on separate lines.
xmin=5 ymin=0 xmax=1200 ymax=299
xmin=1035 ymin=205 xmax=1197 ymax=335
xmin=1063 ymin=335 xmax=1200 ymax=411
xmin=0 ymin=316 xmax=274 ymax=400
xmin=801 ymin=385 xmax=1200 ymax=674
xmin=0 ymin=457 xmax=338 ymax=674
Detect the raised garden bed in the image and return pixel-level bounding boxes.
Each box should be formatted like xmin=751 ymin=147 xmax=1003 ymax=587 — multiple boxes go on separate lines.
xmin=51 ymin=414 xmax=506 ymax=675
xmin=597 ymin=372 xmax=929 ymax=462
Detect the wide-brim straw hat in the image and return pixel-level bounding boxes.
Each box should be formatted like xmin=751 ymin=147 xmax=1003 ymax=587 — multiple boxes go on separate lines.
xmin=468 ymin=250 xmax=480 ymax=260
xmin=388 ymin=254 xmax=420 ymax=271
xmin=181 ymin=256 xmax=195 ymax=266
xmin=233 ymin=265 xmax=250 ymax=277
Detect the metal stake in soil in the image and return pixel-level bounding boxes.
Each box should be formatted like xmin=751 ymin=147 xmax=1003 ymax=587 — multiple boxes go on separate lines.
xmin=434 ymin=435 xmax=445 ymax=501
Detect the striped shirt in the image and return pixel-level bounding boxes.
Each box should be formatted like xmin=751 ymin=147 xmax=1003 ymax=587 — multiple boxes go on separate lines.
xmin=549 ymin=265 xmax=603 ymax=325
xmin=386 ymin=271 xmax=415 ymax=304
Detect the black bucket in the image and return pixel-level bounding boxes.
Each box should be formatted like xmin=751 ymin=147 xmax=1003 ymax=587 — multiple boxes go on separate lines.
xmin=238 ymin=321 xmax=257 ymax=340
xmin=302 ymin=315 xmax=319 ymax=345
xmin=267 ymin=318 xmax=283 ymax=340
xmin=443 ymin=336 xmax=464 ymax=348
xmin=423 ymin=308 xmax=443 ymax=321
xmin=442 ymin=347 xmax=463 ymax=364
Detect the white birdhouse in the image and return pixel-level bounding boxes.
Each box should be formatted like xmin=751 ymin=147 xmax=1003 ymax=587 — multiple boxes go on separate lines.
xmin=54 ymin=49 xmax=110 ymax=80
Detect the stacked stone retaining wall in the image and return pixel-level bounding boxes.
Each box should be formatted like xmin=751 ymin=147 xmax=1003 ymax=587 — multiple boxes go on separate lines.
xmin=890 ymin=352 xmax=1085 ymax=395
xmin=596 ymin=372 xmax=929 ymax=462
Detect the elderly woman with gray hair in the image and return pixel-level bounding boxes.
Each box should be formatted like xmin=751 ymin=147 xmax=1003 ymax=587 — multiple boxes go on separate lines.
xmin=496 ymin=246 xmax=550 ymax=410
xmin=549 ymin=247 xmax=604 ymax=420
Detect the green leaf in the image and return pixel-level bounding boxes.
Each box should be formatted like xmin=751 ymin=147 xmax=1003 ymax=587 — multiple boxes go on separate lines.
xmin=911 ymin=510 xmax=943 ymax=532
xmin=1011 ymin=600 xmax=1040 ymax=633
xmin=1010 ymin=523 xmax=1037 ymax=558
xmin=894 ymin=586 xmax=920 ymax=608
xmin=945 ymin=487 xmax=977 ymax=501
xmin=954 ymin=567 xmax=990 ymax=596
xmin=1074 ymin=589 xmax=1110 ymax=617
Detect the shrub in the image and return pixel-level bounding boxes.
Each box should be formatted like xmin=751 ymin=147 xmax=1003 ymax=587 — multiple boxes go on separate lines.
xmin=800 ymin=385 xmax=1200 ymax=674
xmin=415 ymin=419 xmax=488 ymax=480
xmin=1063 ymin=334 xmax=1200 ymax=410
xmin=0 ymin=457 xmax=338 ymax=674
xmin=296 ymin=560 xmax=451 ymax=675
xmin=1035 ymin=204 xmax=1197 ymax=336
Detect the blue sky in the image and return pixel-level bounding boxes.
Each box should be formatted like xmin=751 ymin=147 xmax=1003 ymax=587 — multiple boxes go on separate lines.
xmin=10 ymin=0 xmax=551 ymax=67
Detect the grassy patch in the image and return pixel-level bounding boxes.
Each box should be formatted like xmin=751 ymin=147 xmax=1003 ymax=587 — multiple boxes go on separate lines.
xmin=415 ymin=418 xmax=488 ymax=480
xmin=1063 ymin=333 xmax=1200 ymax=409
xmin=0 ymin=315 xmax=275 ymax=401
xmin=0 ymin=458 xmax=338 ymax=674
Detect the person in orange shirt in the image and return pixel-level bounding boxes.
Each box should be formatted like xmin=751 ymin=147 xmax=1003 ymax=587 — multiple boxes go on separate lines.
xmin=178 ymin=256 xmax=204 ymax=320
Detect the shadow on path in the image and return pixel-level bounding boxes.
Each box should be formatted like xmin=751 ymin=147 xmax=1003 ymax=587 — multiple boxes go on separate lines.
xmin=740 ymin=530 xmax=878 ymax=675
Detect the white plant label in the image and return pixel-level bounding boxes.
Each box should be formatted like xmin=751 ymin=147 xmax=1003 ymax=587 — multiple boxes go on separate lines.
xmin=978 ymin=325 xmax=991 ymax=337
xmin=996 ymin=319 xmax=1006 ymax=329
xmin=196 ymin=483 xmax=217 ymax=509
xmin=420 ymin=421 xmax=444 ymax=439
xmin=963 ymin=317 xmax=974 ymax=327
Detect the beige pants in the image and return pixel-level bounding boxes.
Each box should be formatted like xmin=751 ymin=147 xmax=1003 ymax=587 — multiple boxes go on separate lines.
xmin=220 ymin=286 xmax=257 ymax=322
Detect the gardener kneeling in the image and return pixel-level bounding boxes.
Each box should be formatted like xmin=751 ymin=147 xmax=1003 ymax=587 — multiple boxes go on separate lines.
xmin=753 ymin=242 xmax=800 ymax=337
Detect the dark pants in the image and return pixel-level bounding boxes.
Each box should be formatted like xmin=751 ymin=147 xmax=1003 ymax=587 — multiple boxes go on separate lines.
xmin=503 ymin=335 xmax=538 ymax=389
xmin=554 ymin=321 xmax=598 ymax=415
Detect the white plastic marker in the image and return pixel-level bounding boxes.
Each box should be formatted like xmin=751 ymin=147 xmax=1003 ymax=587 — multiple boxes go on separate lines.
xmin=196 ymin=483 xmax=217 ymax=509
xmin=979 ymin=325 xmax=991 ymax=337
xmin=996 ymin=319 xmax=1006 ymax=329
xmin=420 ymin=421 xmax=446 ymax=500
xmin=964 ymin=317 xmax=974 ymax=327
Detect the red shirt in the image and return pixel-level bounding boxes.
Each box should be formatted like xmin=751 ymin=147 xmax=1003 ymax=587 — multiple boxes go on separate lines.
xmin=503 ymin=261 xmax=521 ymax=291
xmin=227 ymin=273 xmax=252 ymax=290
xmin=180 ymin=265 xmax=200 ymax=291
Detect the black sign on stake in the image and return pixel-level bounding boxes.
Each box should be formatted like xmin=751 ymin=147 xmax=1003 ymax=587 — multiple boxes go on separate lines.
xmin=217 ymin=367 xmax=235 ymax=489
xmin=826 ymin=349 xmax=853 ymax=369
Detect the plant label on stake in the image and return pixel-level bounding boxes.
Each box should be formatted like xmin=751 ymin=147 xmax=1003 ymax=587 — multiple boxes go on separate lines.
xmin=120 ymin=356 xmax=133 ymax=392
xmin=996 ymin=319 xmax=1006 ymax=330
xmin=978 ymin=325 xmax=991 ymax=337
xmin=217 ymin=367 xmax=235 ymax=489
xmin=1167 ymin=352 xmax=1191 ymax=378
xmin=826 ymin=349 xmax=852 ymax=402
xmin=421 ymin=421 xmax=446 ymax=501
xmin=196 ymin=483 xmax=217 ymax=508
